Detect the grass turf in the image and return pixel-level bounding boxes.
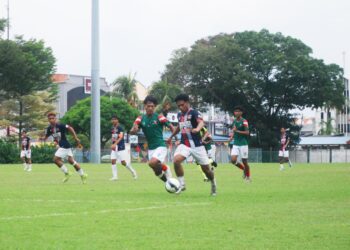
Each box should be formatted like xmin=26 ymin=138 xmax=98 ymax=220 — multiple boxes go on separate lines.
xmin=0 ymin=163 xmax=349 ymax=249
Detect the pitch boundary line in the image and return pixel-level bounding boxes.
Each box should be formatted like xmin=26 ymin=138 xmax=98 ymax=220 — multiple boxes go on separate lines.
xmin=0 ymin=202 xmax=211 ymax=221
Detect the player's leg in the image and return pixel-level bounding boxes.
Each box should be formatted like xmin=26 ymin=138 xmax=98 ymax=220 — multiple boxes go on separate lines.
xmin=110 ymin=150 xmax=118 ymax=180
xmin=208 ymin=147 xmax=218 ymax=168
xmin=67 ymin=150 xmax=87 ymax=184
xmin=193 ymin=146 xmax=217 ymax=196
xmin=196 ymin=160 xmax=209 ymax=182
xmin=278 ymin=150 xmax=285 ymax=171
xmin=21 ymin=151 xmax=27 ymax=170
xmin=148 ymin=147 xmax=168 ymax=182
xmin=231 ymin=146 xmax=245 ymax=175
xmin=241 ymin=146 xmax=250 ymax=181
xmin=26 ymin=157 xmax=32 ymax=172
xmin=53 ymin=150 xmax=71 ymax=182
xmin=173 ymin=144 xmax=191 ymax=190
xmin=119 ymin=150 xmax=137 ymax=179
xmin=284 ymin=151 xmax=292 ymax=167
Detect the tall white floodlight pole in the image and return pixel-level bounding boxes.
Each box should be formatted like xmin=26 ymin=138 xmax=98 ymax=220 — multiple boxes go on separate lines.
xmin=91 ymin=0 xmax=101 ymax=163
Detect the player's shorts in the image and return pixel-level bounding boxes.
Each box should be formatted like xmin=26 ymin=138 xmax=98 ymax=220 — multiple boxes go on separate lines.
xmin=111 ymin=149 xmax=128 ymax=162
xmin=278 ymin=150 xmax=289 ymax=158
xmin=174 ymin=144 xmax=210 ymax=165
xmin=55 ymin=148 xmax=73 ymax=159
xmin=148 ymin=146 xmax=167 ymax=163
xmin=231 ymin=145 xmax=249 ymax=159
xmin=20 ymin=150 xmax=31 ymax=158
xmin=207 ymin=145 xmax=216 ymax=161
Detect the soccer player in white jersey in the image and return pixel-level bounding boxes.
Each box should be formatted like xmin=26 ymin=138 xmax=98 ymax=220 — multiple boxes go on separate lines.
xmin=279 ymin=127 xmax=292 ymax=170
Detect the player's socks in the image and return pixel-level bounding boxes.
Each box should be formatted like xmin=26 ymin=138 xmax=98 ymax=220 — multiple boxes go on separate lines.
xmin=60 ymin=165 xmax=68 ymax=174
xmin=157 ymin=172 xmax=167 ymax=182
xmin=280 ymin=164 xmax=285 ymax=171
xmin=210 ymin=179 xmax=217 ymax=196
xmin=77 ymin=168 xmax=85 ymax=176
xmin=27 ymin=164 xmax=32 ymax=172
xmin=161 ymin=164 xmax=172 ymax=179
xmin=288 ymin=160 xmax=292 ymax=168
xmin=23 ymin=163 xmax=27 ymax=171
xmin=111 ymin=164 xmax=118 ymax=179
xmin=125 ymin=164 xmax=137 ymax=179
xmin=177 ymin=176 xmax=186 ymax=191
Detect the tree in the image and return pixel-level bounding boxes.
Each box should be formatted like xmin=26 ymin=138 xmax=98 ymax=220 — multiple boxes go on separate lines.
xmin=148 ymin=79 xmax=183 ymax=112
xmin=0 ymin=19 xmax=6 ymax=37
xmin=0 ymin=37 xmax=56 ymax=143
xmin=61 ymin=96 xmax=139 ymax=148
xmin=111 ymin=73 xmax=140 ymax=107
xmin=162 ymin=30 xmax=344 ymax=148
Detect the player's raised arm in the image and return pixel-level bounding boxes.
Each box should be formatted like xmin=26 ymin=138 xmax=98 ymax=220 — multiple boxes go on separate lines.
xmin=130 ymin=116 xmax=141 ymax=135
xmin=67 ymin=125 xmax=80 ymax=144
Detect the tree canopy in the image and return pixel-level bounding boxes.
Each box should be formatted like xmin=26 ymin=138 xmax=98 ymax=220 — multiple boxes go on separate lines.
xmin=162 ymin=29 xmax=344 ymax=148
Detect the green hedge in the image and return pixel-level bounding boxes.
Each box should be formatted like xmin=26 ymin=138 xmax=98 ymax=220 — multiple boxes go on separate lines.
xmin=0 ymin=139 xmax=57 ymax=164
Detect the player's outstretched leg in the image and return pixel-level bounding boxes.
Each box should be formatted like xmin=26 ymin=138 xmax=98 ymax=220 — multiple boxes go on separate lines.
xmin=54 ymin=156 xmax=71 ymax=182
xmin=200 ymin=165 xmax=217 ymax=196
xmin=121 ymin=160 xmax=137 ymax=180
xmin=148 ymin=158 xmax=167 ymax=182
xmin=68 ymin=156 xmax=87 ymax=184
xmin=231 ymin=155 xmax=246 ymax=178
xmin=110 ymin=158 xmax=118 ymax=181
xmin=174 ymin=155 xmax=186 ymax=192
xmin=242 ymin=159 xmax=251 ymax=182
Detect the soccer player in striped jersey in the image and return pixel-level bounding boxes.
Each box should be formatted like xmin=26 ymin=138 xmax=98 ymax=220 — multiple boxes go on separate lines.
xmin=130 ymin=95 xmax=175 ymax=184
xmin=168 ymin=93 xmax=217 ymax=196
xmin=279 ymin=127 xmax=292 ymax=170
xmin=42 ymin=112 xmax=87 ymax=184
xmin=229 ymin=106 xmax=251 ymax=182
xmin=110 ymin=115 xmax=137 ymax=180
xmin=20 ymin=130 xmax=32 ymax=172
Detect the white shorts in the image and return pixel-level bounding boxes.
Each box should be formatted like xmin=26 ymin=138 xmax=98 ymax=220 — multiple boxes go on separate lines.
xmin=148 ymin=147 xmax=167 ymax=163
xmin=278 ymin=150 xmax=289 ymax=158
xmin=55 ymin=148 xmax=73 ymax=159
xmin=231 ymin=145 xmax=249 ymax=159
xmin=111 ymin=149 xmax=128 ymax=162
xmin=20 ymin=150 xmax=31 ymax=158
xmin=174 ymin=144 xmax=210 ymax=165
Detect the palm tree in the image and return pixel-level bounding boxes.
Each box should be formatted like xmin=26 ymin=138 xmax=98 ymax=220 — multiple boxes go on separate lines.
xmin=111 ymin=73 xmax=139 ymax=107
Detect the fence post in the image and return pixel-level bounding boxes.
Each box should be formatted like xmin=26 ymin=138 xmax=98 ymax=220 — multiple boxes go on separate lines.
xmin=329 ymin=147 xmax=332 ymax=163
xmin=307 ymin=147 xmax=310 ymax=163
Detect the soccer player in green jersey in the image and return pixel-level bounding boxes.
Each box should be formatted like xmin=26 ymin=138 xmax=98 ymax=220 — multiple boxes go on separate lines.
xmin=130 ymin=95 xmax=175 ymax=183
xmin=229 ymin=106 xmax=251 ymax=182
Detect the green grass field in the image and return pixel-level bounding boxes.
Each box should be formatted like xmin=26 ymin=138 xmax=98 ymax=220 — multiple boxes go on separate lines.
xmin=0 ymin=163 xmax=349 ymax=250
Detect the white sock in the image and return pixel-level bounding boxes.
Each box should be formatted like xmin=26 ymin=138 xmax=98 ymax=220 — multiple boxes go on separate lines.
xmin=28 ymin=164 xmax=32 ymax=170
xmin=163 ymin=165 xmax=173 ymax=178
xmin=23 ymin=163 xmax=27 ymax=169
xmin=77 ymin=168 xmax=84 ymax=176
xmin=112 ymin=164 xmax=117 ymax=178
xmin=60 ymin=165 xmax=68 ymax=174
xmin=280 ymin=164 xmax=284 ymax=169
xmin=125 ymin=163 xmax=135 ymax=173
xmin=178 ymin=176 xmax=185 ymax=186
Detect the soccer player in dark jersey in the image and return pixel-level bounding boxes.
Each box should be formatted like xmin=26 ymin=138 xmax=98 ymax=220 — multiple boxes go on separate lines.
xmin=229 ymin=106 xmax=251 ymax=182
xmin=20 ymin=130 xmax=32 ymax=172
xmin=130 ymin=95 xmax=175 ymax=184
xmin=110 ymin=115 xmax=137 ymax=180
xmin=279 ymin=127 xmax=292 ymax=170
xmin=42 ymin=112 xmax=87 ymax=183
xmin=168 ymin=93 xmax=217 ymax=196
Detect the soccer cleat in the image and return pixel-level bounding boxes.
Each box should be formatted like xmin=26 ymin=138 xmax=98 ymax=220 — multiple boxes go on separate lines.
xmin=245 ymin=177 xmax=252 ymax=183
xmin=203 ymin=178 xmax=209 ymax=182
xmin=81 ymin=173 xmax=88 ymax=184
xmin=132 ymin=171 xmax=138 ymax=180
xmin=280 ymin=166 xmax=285 ymax=171
xmin=62 ymin=172 xmax=72 ymax=183
xmin=27 ymin=168 xmax=32 ymax=172
xmin=211 ymin=161 xmax=218 ymax=168
xmin=110 ymin=177 xmax=118 ymax=181
xmin=180 ymin=184 xmax=186 ymax=192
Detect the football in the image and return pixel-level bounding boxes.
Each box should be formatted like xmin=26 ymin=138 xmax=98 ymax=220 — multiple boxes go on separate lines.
xmin=165 ymin=178 xmax=181 ymax=193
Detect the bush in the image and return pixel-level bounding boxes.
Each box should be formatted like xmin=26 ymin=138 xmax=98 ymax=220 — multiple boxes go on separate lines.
xmin=0 ymin=139 xmax=20 ymax=164
xmin=31 ymin=144 xmax=57 ymax=163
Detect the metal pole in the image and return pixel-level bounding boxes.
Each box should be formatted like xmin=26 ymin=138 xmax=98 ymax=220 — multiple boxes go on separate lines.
xmin=91 ymin=0 xmax=101 ymax=163
xmin=6 ymin=0 xmax=9 ymax=40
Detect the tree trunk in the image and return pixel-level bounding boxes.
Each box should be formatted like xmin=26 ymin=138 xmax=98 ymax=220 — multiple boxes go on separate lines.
xmin=18 ymin=99 xmax=23 ymax=147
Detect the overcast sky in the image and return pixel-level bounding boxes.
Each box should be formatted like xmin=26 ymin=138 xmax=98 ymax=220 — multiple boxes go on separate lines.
xmin=2 ymin=0 xmax=350 ymax=86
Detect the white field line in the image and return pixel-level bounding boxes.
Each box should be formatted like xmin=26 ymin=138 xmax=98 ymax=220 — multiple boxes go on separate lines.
xmin=0 ymin=202 xmax=210 ymax=221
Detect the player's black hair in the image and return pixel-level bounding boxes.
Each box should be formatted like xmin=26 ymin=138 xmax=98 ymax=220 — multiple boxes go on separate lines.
xmin=47 ymin=112 xmax=56 ymax=117
xmin=143 ymin=95 xmax=158 ymax=105
xmin=174 ymin=93 xmax=189 ymax=103
xmin=22 ymin=129 xmax=27 ymax=133
xmin=233 ymin=105 xmax=244 ymax=112
xmin=111 ymin=115 xmax=118 ymax=120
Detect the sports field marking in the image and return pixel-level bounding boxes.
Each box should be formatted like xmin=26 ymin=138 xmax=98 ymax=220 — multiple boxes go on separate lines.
xmin=0 ymin=202 xmax=211 ymax=221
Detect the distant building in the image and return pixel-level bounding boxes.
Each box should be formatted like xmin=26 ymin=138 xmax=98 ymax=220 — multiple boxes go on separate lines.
xmin=52 ymin=74 xmax=110 ymax=118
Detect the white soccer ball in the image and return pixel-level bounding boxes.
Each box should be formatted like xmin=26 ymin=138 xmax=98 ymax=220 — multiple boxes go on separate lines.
xmin=165 ymin=178 xmax=181 ymax=194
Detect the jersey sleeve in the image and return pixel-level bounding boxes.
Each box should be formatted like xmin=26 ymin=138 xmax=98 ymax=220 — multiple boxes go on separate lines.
xmin=192 ymin=110 xmax=203 ymax=122
xmin=134 ymin=116 xmax=142 ymax=126
xmin=158 ymin=114 xmax=170 ymax=126
xmin=243 ymin=119 xmax=249 ymax=130
xmin=45 ymin=126 xmax=51 ymax=137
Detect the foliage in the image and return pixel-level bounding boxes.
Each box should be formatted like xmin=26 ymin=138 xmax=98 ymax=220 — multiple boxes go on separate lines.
xmin=162 ymin=30 xmax=344 ymax=148
xmin=111 ymin=73 xmax=139 ymax=107
xmin=148 ymin=79 xmax=183 ymax=112
xmin=31 ymin=144 xmax=57 ymax=163
xmin=61 ymin=96 xmax=139 ymax=148
xmin=0 ymin=37 xmax=56 ymax=143
xmin=0 ymin=18 xmax=6 ymax=37
xmin=0 ymin=138 xmax=20 ymax=163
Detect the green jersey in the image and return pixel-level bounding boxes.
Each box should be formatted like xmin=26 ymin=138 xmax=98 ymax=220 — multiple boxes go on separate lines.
xmin=231 ymin=117 xmax=249 ymax=146
xmin=134 ymin=113 xmax=170 ymax=150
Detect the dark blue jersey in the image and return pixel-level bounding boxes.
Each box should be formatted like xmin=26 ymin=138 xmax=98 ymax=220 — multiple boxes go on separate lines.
xmin=111 ymin=126 xmax=125 ymax=151
xmin=178 ymin=108 xmax=203 ymax=148
xmin=46 ymin=123 xmax=71 ymax=149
